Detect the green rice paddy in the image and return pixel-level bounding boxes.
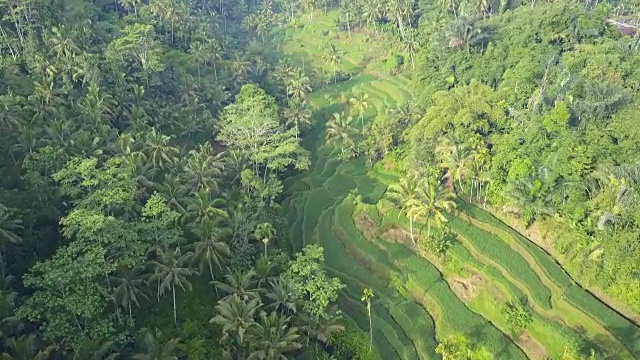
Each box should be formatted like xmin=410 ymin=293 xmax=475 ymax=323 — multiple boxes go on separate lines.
xmin=279 ymin=11 xmax=640 ymax=360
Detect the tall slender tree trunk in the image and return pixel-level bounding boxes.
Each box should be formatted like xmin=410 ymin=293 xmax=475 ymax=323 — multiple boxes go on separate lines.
xmin=209 ymin=263 xmax=215 ymax=281
xmin=409 ymin=215 xmax=415 ymax=244
xmin=469 ymin=181 xmax=473 ymax=202
xmin=367 ymin=303 xmax=373 ymax=351
xmin=263 ymin=240 xmax=268 ymax=258
xmin=172 ymin=283 xmax=177 ymax=325
xmin=427 ymin=218 xmax=431 ymax=239
xmin=458 ymin=176 xmax=464 ymax=191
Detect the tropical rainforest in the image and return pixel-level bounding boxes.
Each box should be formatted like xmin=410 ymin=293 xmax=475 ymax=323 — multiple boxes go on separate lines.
xmin=1 ymin=0 xmax=640 ymax=357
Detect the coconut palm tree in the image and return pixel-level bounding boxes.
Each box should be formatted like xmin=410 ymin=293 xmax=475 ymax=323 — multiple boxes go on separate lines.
xmin=265 ymin=278 xmax=298 ymax=315
xmin=119 ymin=0 xmax=142 ymax=15
xmin=385 ymin=174 xmax=421 ymax=244
xmin=156 ymin=176 xmax=189 ymax=215
xmin=203 ymin=39 xmax=222 ymax=80
xmin=253 ymin=257 xmax=276 ymax=289
xmin=286 ymin=71 xmax=312 ymax=101
xmin=349 ymin=91 xmax=370 ymax=133
xmin=325 ymin=112 xmax=355 ymax=154
xmin=403 ymin=29 xmax=420 ymax=69
xmin=72 ymin=338 xmax=120 ymax=360
xmin=322 ymin=43 xmax=343 ymax=84
xmin=181 ymin=143 xmax=225 ymax=193
xmin=0 ymin=205 xmax=21 ymax=277
xmin=247 ymin=312 xmax=302 ymax=360
xmin=0 ymin=205 xmax=21 ymax=251
xmin=143 ymin=129 xmax=179 ymax=170
xmin=149 ymin=247 xmax=198 ymax=325
xmin=187 ymin=220 xmax=230 ymax=283
xmin=416 ymin=177 xmax=456 ymax=239
xmin=110 ymin=266 xmax=149 ymax=319
xmin=254 ymin=222 xmax=275 ymax=258
xmin=2 ymin=334 xmax=56 ymax=360
xmin=284 ymin=100 xmax=313 ymax=140
xmin=297 ymin=306 xmax=344 ymax=344
xmin=0 ymin=95 xmax=22 ymax=131
xmin=361 ymin=288 xmax=374 ymax=352
xmin=214 ymin=268 xmax=260 ymax=301
xmin=435 ymin=133 xmax=470 ymax=192
xmin=210 ymin=294 xmax=261 ymax=357
xmin=438 ymin=0 xmax=460 ymax=17
xmin=445 ymin=17 xmax=490 ymax=52
xmin=185 ymin=189 xmax=227 ymax=226
xmin=133 ymin=328 xmax=180 ymax=360
xmin=188 ymin=41 xmax=207 ymax=86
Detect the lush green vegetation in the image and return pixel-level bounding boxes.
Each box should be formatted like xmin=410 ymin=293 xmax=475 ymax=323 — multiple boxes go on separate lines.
xmin=2 ymin=0 xmax=640 ymax=357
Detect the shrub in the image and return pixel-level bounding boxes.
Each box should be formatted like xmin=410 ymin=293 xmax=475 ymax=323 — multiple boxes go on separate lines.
xmin=329 ymin=319 xmax=379 ymax=360
xmin=502 ymin=301 xmax=533 ymax=333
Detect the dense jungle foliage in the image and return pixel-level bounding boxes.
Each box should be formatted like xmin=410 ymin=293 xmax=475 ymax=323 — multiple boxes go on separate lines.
xmin=1 ymin=0 xmax=639 ymax=357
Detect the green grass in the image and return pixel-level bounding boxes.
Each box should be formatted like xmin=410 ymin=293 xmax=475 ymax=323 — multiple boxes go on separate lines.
xmin=459 ymin=203 xmax=574 ymax=288
xmin=448 ymin=216 xmax=554 ymax=310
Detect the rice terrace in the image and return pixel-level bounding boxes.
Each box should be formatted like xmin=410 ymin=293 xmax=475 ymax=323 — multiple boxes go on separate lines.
xmin=278 ymin=11 xmax=640 ymax=360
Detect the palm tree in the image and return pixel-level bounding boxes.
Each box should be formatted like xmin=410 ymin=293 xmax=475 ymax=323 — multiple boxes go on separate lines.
xmin=361 ymin=288 xmax=374 ymax=352
xmin=266 ymin=278 xmax=298 ymax=315
xmin=2 ymin=334 xmax=56 ymax=360
xmin=435 ymin=133 xmax=470 ymax=192
xmin=403 ymin=29 xmax=420 ymax=69
xmin=445 ymin=17 xmax=490 ymax=52
xmin=187 ymin=220 xmax=230 ymax=283
xmin=416 ymin=177 xmax=456 ymax=239
xmin=248 ymin=312 xmax=302 ymax=360
xmin=149 ymin=247 xmax=198 ymax=325
xmin=156 ymin=176 xmax=188 ymax=215
xmin=284 ymin=100 xmax=313 ymax=140
xmin=0 ymin=205 xmax=21 ymax=277
xmin=188 ymin=41 xmax=207 ymax=86
xmin=468 ymin=149 xmax=490 ymax=203
xmin=210 ymin=294 xmax=261 ymax=357
xmin=72 ymin=338 xmax=120 ymax=360
xmin=254 ymin=257 xmax=275 ymax=288
xmin=230 ymin=54 xmax=251 ymax=89
xmin=349 ymin=91 xmax=370 ymax=132
xmin=325 ymin=112 xmax=355 ymax=154
xmin=181 ymin=143 xmax=225 ymax=193
xmin=298 ymin=307 xmax=344 ymax=344
xmin=385 ymin=175 xmax=421 ymax=244
xmin=0 ymin=95 xmax=22 ymax=131
xmin=286 ymin=71 xmax=312 ymax=101
xmin=133 ymin=328 xmax=180 ymax=360
xmin=203 ymin=39 xmax=222 ymax=80
xmin=322 ymin=44 xmax=343 ymax=84
xmin=110 ymin=266 xmax=149 ymax=319
xmin=143 ymin=129 xmax=179 ymax=170
xmin=0 ymin=205 xmax=21 ymax=248
xmin=185 ymin=189 xmax=227 ymax=226
xmin=254 ymin=222 xmax=275 ymax=258
xmin=437 ymin=0 xmax=460 ymax=17
xmin=214 ymin=269 xmax=260 ymax=301
xmin=119 ymin=0 xmax=141 ymax=15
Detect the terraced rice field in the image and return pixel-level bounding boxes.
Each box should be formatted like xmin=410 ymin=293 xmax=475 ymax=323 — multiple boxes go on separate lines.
xmin=279 ymin=12 xmax=640 ymax=360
